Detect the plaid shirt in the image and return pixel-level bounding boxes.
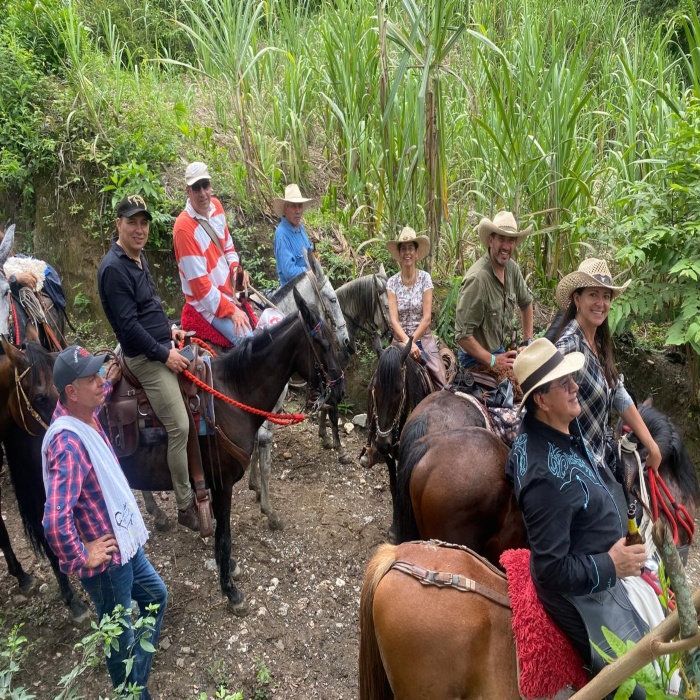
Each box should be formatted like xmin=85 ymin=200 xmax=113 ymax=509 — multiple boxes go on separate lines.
xmin=556 ymin=320 xmax=633 ymax=468
xmin=42 ymin=383 xmax=122 ymax=579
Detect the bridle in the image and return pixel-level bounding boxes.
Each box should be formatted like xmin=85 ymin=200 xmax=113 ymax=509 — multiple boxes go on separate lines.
xmin=305 ymin=270 xmax=347 ymax=342
xmin=298 ymin=312 xmax=344 ymax=414
xmin=372 ymin=364 xmax=407 ymax=439
xmin=14 ymin=364 xmax=49 ymax=435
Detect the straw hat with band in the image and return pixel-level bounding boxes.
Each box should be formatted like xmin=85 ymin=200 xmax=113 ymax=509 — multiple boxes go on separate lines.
xmin=273 ymin=184 xmax=315 ymax=218
xmin=555 ymin=258 xmax=631 ymax=310
xmin=513 ymin=338 xmax=585 ymax=416
xmin=386 ymin=227 xmax=430 ymax=263
xmin=477 ymin=211 xmax=533 ymax=249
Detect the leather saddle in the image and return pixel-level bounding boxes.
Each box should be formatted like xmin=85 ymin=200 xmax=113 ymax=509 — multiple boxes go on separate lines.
xmin=102 ymin=343 xmax=217 ymax=537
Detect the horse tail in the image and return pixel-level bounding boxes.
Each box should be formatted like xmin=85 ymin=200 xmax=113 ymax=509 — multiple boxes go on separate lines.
xmin=4 ymin=430 xmax=47 ymax=555
xmin=394 ymin=415 xmax=428 ymax=543
xmin=359 ymin=543 xmax=397 ymax=700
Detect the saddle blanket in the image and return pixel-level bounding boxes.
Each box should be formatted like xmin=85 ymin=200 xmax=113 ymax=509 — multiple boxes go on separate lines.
xmin=454 ymin=392 xmax=521 ymax=447
xmin=500 ymin=549 xmax=588 ymax=699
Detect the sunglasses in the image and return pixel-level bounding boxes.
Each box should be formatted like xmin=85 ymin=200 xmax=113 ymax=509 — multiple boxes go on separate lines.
xmin=190 ymin=180 xmax=211 ymax=192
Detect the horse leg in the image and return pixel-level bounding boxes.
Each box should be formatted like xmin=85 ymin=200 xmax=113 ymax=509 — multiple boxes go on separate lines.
xmin=327 ymin=403 xmax=353 ymax=465
xmin=0 ymin=497 xmax=35 ymax=593
xmin=44 ymin=543 xmax=90 ymax=624
xmin=211 ymin=480 xmax=248 ymax=615
xmin=141 ymin=490 xmax=170 ymax=532
xmin=256 ymin=421 xmax=283 ymax=531
xmin=386 ymin=455 xmax=398 ymax=544
xmin=318 ymin=406 xmax=333 ymax=450
xmin=249 ymin=434 xmax=261 ymax=499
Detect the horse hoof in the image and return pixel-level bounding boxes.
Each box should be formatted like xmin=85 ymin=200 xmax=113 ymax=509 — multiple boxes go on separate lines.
xmin=267 ymin=513 xmax=284 ymax=531
xmin=70 ymin=600 xmax=91 ymax=626
xmin=232 ymin=562 xmax=243 ymax=580
xmin=227 ymin=592 xmax=249 ymax=617
xmin=154 ymin=516 xmax=171 ymax=532
xmin=18 ymin=574 xmax=37 ymax=594
xmin=338 ymin=452 xmax=354 ymax=465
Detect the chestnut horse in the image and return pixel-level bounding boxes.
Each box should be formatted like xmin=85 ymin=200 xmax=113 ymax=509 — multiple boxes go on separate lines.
xmin=0 ymin=341 xmax=89 ymax=620
xmin=359 ymin=540 xmax=518 ymax=699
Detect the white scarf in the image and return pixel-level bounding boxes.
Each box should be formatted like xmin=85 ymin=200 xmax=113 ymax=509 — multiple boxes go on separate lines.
xmin=42 ymin=416 xmax=148 ymax=564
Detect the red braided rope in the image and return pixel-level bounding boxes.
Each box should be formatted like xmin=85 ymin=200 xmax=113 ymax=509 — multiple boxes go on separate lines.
xmin=180 ymin=338 xmax=307 ymax=426
xmin=648 ymin=470 xmax=694 ymax=545
xmin=10 ymin=298 xmax=20 ymax=346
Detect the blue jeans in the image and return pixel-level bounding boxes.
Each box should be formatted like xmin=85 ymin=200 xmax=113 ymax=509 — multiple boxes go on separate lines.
xmin=80 ymin=547 xmax=167 ymax=699
xmin=458 ymin=345 xmax=506 ymax=369
xmin=211 ymin=316 xmax=253 ymax=345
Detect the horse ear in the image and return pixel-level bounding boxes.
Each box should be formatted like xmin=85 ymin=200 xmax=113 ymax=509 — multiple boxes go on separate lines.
xmin=293 ymin=286 xmax=313 ymax=326
xmin=378 ymin=263 xmax=386 ymax=278
xmin=24 ymin=322 xmax=39 ymax=344
xmin=400 ymin=337 xmax=412 ymax=363
xmin=0 ymin=224 xmax=15 ymax=266
xmin=642 ymin=395 xmax=654 ymax=408
xmin=2 ymin=338 xmax=27 ymax=370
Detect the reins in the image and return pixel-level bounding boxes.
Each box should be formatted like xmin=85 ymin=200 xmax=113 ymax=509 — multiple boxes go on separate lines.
xmin=619 ymin=432 xmax=695 ymax=545
xmin=14 ymin=365 xmax=49 ymax=435
xmin=179 ymin=312 xmax=343 ymax=426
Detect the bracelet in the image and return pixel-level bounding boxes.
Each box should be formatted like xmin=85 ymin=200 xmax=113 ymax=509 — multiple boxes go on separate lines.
xmin=490 ymin=354 xmax=496 ymax=367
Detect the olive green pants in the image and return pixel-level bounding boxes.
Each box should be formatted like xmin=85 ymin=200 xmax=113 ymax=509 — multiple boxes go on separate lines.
xmin=123 ymin=354 xmax=193 ymax=510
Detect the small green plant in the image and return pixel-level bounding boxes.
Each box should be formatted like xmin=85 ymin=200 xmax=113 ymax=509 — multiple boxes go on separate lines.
xmin=0 ymin=623 xmax=35 ymax=700
xmin=252 ymin=659 xmax=271 ymax=700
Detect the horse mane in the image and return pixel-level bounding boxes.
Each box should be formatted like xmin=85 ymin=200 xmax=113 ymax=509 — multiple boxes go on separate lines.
xmin=336 ymin=276 xmax=380 ymax=327
xmin=395 ymin=414 xmax=429 ymax=543
xmin=23 ymin=341 xmax=55 ymax=385
xmin=376 ymin=346 xmax=426 ymax=410
xmin=639 ymin=405 xmax=699 ymax=502
xmin=215 ymin=302 xmax=331 ymax=394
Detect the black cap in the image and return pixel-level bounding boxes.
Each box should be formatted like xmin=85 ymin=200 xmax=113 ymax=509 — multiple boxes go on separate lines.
xmin=54 ymin=345 xmax=108 ymax=393
xmin=116 ymin=194 xmax=152 ymax=221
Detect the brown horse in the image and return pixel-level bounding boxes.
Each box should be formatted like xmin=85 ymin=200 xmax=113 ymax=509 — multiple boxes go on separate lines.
xmin=395 ymin=425 xmax=526 ymax=565
xmin=359 ymin=540 xmax=518 ymax=699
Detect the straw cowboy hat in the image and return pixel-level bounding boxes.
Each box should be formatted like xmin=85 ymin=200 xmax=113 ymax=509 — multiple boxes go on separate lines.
xmin=386 ymin=227 xmax=431 ymax=263
xmin=477 ymin=211 xmax=533 ymax=248
xmin=555 ymin=258 xmax=631 ymax=310
xmin=272 ymin=184 xmax=315 ymax=218
xmin=514 ymin=338 xmax=585 ymax=414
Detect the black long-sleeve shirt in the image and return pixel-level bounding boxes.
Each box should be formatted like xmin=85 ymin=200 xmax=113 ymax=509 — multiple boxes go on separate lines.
xmin=97 ymin=242 xmax=171 ymax=363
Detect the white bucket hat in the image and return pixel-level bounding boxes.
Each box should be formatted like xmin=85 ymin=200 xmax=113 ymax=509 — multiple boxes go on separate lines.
xmin=555 ymin=258 xmax=631 ymax=310
xmin=385 ymin=227 xmax=431 ymax=262
xmin=272 ymin=184 xmax=315 ymax=218
xmin=514 ymin=338 xmax=584 ymax=415
xmin=477 ymin=211 xmax=533 ymax=248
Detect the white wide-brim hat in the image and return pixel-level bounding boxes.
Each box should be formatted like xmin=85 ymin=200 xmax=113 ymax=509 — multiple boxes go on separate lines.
xmin=477 ymin=211 xmax=533 ymax=248
xmin=555 ymin=258 xmax=631 ymax=310
xmin=514 ymin=338 xmax=585 ymax=415
xmin=272 ymin=184 xmax=315 ymax=218
xmin=185 ymin=161 xmax=212 ymax=186
xmin=386 ymin=227 xmax=431 ymax=262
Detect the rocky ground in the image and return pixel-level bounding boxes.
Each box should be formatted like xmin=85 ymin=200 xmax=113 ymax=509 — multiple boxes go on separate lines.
xmin=0 ymin=347 xmax=698 ymax=699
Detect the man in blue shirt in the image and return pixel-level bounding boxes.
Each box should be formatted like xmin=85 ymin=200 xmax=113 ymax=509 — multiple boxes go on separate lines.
xmin=273 ymin=184 xmax=316 ymax=286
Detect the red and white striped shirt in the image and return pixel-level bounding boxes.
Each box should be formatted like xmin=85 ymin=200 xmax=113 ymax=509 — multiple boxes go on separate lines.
xmin=173 ymin=197 xmax=239 ymax=322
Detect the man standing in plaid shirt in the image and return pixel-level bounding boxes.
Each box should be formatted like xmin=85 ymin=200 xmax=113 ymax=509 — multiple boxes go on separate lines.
xmin=42 ymin=345 xmax=167 ymax=700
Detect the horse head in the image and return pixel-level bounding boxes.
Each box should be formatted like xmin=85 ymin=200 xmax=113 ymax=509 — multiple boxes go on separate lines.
xmin=1 ymin=338 xmax=57 ymax=434
xmin=293 ymin=287 xmax=344 ymax=406
xmin=304 ymin=249 xmax=352 ymax=357
xmin=372 ymin=269 xmax=391 ymax=336
xmin=373 ymin=344 xmax=412 ymax=456
xmin=0 ymin=225 xmax=16 ymax=339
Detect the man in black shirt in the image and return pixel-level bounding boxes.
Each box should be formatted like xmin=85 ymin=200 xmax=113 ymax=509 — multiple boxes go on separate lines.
xmin=98 ymin=195 xmax=198 ymax=530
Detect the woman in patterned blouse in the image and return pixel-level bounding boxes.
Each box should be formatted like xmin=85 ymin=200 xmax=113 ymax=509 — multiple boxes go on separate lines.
xmin=553 ymin=258 xmax=661 ymax=473
xmin=385 ymin=227 xmax=446 ymax=389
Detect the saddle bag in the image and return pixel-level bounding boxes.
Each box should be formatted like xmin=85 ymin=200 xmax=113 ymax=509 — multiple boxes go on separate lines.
xmin=102 ymin=375 xmax=155 ymax=458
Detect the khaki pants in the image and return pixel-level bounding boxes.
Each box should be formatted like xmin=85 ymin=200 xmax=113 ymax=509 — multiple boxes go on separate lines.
xmin=123 ymin=354 xmax=193 ymax=510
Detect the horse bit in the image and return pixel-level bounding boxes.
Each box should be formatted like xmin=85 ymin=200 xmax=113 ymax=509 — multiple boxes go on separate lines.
xmin=15 ymin=365 xmax=49 ymax=435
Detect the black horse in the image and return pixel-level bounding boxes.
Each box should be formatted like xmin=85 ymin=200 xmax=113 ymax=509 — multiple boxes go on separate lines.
xmin=361 ymin=341 xmax=433 ymax=537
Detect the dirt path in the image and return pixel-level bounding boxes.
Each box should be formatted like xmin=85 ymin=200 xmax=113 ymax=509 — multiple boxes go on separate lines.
xmin=0 ymin=348 xmax=698 ymax=699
